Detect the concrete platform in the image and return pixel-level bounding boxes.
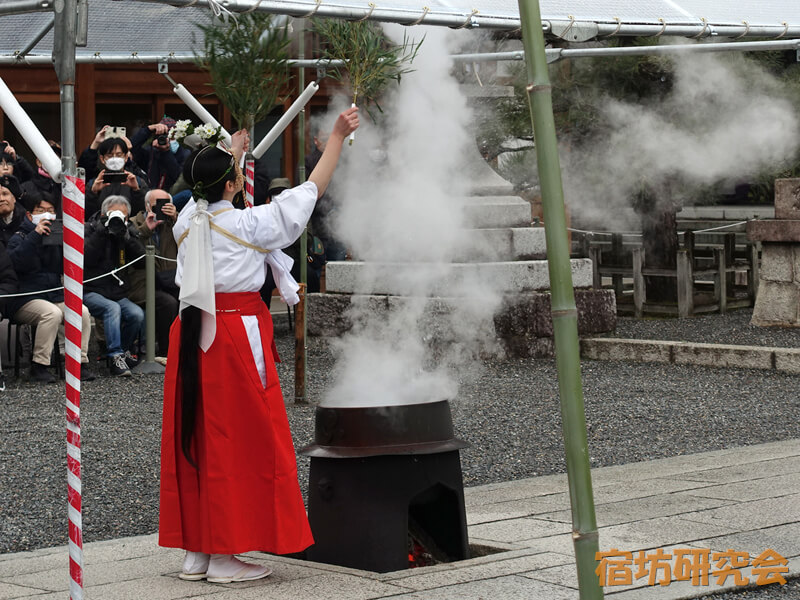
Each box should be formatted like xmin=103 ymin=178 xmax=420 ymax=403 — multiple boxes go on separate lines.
xmin=3 ymin=439 xmax=798 ymax=599
xmin=324 ymin=259 xmax=593 ymax=295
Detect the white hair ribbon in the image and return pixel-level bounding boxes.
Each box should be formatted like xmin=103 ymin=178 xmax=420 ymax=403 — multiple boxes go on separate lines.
xmin=178 ymin=198 xmax=217 ymax=351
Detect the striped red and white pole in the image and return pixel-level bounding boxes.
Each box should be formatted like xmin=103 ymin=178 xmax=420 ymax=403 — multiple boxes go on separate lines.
xmin=245 ymin=156 xmax=255 ymax=208
xmin=62 ymin=172 xmax=85 ymax=600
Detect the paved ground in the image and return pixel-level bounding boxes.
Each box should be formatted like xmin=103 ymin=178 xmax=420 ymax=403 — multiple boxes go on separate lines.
xmin=1 ymin=439 xmax=798 ymax=599
xmin=1 ymin=305 xmax=799 ymax=598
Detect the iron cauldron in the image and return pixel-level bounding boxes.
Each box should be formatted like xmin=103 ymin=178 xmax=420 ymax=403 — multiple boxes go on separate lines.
xmin=300 ymin=400 xmax=471 ymax=572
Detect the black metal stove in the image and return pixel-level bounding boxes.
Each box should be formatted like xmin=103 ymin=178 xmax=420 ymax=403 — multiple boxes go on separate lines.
xmin=299 ymin=400 xmax=470 ymax=573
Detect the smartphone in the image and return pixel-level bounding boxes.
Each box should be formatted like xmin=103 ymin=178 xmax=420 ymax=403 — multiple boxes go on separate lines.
xmin=105 ymin=126 xmax=126 ymax=139
xmin=103 ymin=171 xmax=127 ymax=184
xmin=42 ymin=219 xmax=63 ymax=246
xmin=153 ymin=198 xmax=168 ymax=221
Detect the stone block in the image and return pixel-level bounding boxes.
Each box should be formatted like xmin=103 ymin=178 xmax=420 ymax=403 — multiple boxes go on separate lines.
xmin=751 ymin=281 xmax=800 ymax=326
xmin=746 ymin=220 xmax=800 ymax=242
xmin=775 ymin=348 xmax=800 ymax=374
xmin=775 ymin=178 xmax=800 ymax=220
xmin=463 ymin=227 xmax=547 ymax=261
xmin=324 ymin=260 xmax=593 ymax=296
xmin=671 ymin=343 xmax=774 ymax=370
xmin=580 ymin=339 xmax=673 ymax=364
xmin=759 ymin=244 xmax=795 ymax=282
xmin=510 ymin=227 xmax=547 ymax=259
xmin=575 ymin=289 xmax=617 ymax=333
xmin=462 ymin=197 xmax=532 ymax=229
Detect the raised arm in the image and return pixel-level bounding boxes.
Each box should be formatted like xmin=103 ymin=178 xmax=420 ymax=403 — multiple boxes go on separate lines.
xmin=308 ymin=107 xmax=359 ymax=199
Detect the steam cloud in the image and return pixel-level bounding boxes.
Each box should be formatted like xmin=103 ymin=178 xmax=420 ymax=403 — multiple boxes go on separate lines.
xmin=316 ymin=26 xmax=503 ymax=408
xmin=558 ymin=52 xmax=800 ymax=230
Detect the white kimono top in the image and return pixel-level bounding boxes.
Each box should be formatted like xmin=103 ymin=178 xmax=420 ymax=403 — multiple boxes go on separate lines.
xmin=173 ymin=181 xmax=318 ymax=385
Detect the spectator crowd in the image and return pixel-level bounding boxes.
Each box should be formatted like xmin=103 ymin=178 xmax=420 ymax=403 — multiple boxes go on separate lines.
xmin=0 ymin=117 xmax=343 ymax=384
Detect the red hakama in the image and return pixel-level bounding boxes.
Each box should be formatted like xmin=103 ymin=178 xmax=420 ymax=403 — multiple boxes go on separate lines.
xmin=159 ymin=292 xmax=314 ymax=555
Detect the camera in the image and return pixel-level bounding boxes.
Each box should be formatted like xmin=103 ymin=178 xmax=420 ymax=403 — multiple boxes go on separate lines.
xmin=42 ymin=219 xmax=63 ymax=246
xmin=106 ymin=210 xmax=128 ymax=238
xmin=103 ymin=171 xmax=127 ymax=184
xmin=156 ymin=134 xmax=168 ymax=146
xmin=152 ymin=198 xmax=169 ymax=221
xmin=105 ymin=126 xmax=126 ymax=139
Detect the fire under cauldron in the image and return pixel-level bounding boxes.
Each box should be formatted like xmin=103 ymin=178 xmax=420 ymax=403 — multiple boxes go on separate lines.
xmin=299 ymin=400 xmax=470 ymax=573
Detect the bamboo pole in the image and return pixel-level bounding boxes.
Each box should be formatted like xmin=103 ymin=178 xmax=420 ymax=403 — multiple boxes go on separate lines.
xmin=515 ymin=1 xmax=602 ymax=598
xmin=295 ymin=16 xmax=308 ymax=404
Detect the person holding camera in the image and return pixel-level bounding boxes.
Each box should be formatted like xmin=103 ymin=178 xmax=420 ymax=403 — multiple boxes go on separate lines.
xmin=129 ymin=189 xmax=179 ymax=357
xmin=7 ymin=198 xmax=94 ymax=383
xmin=20 ymin=140 xmax=62 ymax=214
xmin=131 ymin=118 xmax=190 ymax=192
xmin=0 ymin=175 xmax=29 ymax=247
xmin=85 ymin=137 xmax=149 ymax=219
xmin=84 ymin=195 xmax=146 ymax=377
xmin=0 ymin=141 xmax=35 ymax=185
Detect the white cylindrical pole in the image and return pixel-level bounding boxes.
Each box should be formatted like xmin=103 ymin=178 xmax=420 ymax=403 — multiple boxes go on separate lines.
xmin=172 ymin=84 xmax=232 ymax=145
xmin=0 ymin=77 xmax=63 ymax=181
xmin=252 ymin=81 xmax=319 ymax=160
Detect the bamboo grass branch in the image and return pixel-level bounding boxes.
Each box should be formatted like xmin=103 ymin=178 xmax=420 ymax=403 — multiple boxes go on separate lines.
xmin=313 ymin=18 xmax=422 ymax=142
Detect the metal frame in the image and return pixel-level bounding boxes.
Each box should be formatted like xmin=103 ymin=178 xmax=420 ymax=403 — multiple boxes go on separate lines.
xmin=3 ymin=37 xmax=800 ymax=67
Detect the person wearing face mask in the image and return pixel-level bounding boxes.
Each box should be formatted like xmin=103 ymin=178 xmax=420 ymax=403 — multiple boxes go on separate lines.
xmin=130 ymin=118 xmax=190 ymax=192
xmin=0 ymin=174 xmax=29 ymax=247
xmin=85 ymin=137 xmax=149 ymax=220
xmin=6 ymin=198 xmax=95 ymax=383
xmin=20 ymin=140 xmax=62 ymax=213
xmin=84 ymin=195 xmax=146 ymax=377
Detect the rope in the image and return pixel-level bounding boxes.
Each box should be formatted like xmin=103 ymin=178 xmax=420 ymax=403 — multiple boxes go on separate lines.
xmin=349 ymin=2 xmax=375 ymax=22
xmin=0 ymin=254 xmax=146 ymax=299
xmin=450 ymin=8 xmax=478 ymax=30
xmin=567 ymin=220 xmax=748 ymax=239
xmin=691 ymin=17 xmax=709 ymax=39
xmin=601 ymin=17 xmax=622 ymax=38
xmin=732 ymin=20 xmax=750 ymax=40
xmin=773 ymin=21 xmax=789 ymax=40
xmin=240 ymin=0 xmax=263 ymax=14
xmin=654 ymin=18 xmax=667 ymax=38
xmin=407 ymin=6 xmax=429 ymax=26
xmin=300 ymin=0 xmax=322 ymax=18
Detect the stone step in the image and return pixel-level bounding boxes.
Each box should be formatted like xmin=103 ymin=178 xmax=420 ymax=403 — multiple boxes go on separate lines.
xmin=324 ymin=259 xmax=593 ymax=296
xmin=465 ymin=227 xmax=547 ymax=261
xmin=461 ymin=196 xmax=531 ymax=229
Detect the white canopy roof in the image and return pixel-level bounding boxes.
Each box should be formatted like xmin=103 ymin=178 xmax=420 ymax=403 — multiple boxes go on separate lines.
xmin=124 ymin=0 xmax=800 ymax=38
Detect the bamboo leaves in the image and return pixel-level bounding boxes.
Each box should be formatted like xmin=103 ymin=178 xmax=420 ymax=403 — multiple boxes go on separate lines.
xmin=196 ymin=14 xmax=291 ymax=132
xmin=312 ymin=18 xmax=423 ymax=118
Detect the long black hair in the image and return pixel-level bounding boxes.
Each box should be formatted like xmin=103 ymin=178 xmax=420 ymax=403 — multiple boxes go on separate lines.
xmin=178 ymin=146 xmax=237 ymax=466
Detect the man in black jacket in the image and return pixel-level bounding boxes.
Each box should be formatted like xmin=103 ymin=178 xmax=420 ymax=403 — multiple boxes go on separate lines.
xmin=0 ymin=175 xmax=28 ymax=247
xmin=7 ymin=198 xmax=94 ymax=382
xmin=83 ymin=195 xmax=146 ymax=377
xmin=85 ymin=137 xmax=149 ymax=219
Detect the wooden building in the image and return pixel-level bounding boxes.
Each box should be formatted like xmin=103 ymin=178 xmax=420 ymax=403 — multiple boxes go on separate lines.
xmin=0 ymin=3 xmax=335 ymax=183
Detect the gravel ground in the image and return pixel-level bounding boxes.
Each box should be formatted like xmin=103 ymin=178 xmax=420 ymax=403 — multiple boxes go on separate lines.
xmin=602 ymin=310 xmax=800 ymax=348
xmin=0 ymin=307 xmax=798 ymax=598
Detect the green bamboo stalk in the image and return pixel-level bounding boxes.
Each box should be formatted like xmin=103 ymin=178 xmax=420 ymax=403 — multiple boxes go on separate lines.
xmin=296 ymin=17 xmax=308 ymax=404
xmin=516 ymin=1 xmax=603 ymax=598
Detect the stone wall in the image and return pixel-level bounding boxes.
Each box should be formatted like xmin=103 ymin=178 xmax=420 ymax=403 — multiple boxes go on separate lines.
xmin=307 ymin=289 xmax=617 ymax=359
